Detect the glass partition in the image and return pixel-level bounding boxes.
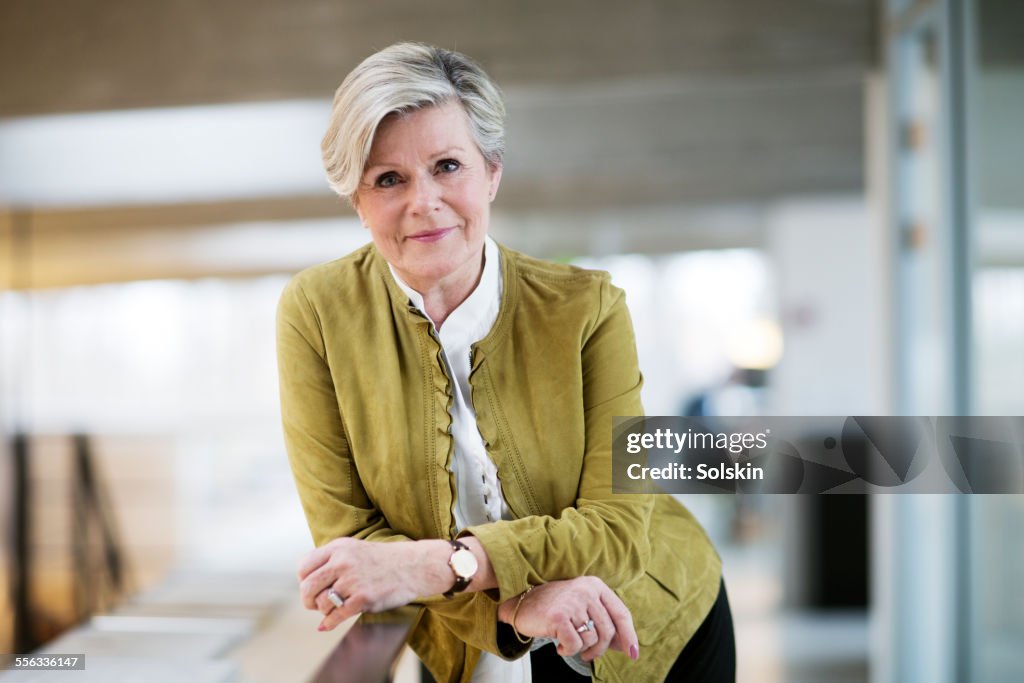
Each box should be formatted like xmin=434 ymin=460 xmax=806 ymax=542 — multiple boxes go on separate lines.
xmin=967 ymin=1 xmax=1024 ymax=681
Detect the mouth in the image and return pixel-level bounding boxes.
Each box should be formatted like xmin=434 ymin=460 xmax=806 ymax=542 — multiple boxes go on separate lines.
xmin=407 ymin=227 xmax=456 ymax=243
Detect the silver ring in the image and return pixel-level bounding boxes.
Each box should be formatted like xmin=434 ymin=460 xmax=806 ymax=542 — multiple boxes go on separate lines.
xmin=575 ymin=619 xmax=595 ymax=634
xmin=327 ymin=590 xmax=345 ymax=608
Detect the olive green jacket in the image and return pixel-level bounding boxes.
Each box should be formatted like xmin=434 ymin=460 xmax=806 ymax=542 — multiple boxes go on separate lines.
xmin=276 ymin=242 xmax=721 ymax=682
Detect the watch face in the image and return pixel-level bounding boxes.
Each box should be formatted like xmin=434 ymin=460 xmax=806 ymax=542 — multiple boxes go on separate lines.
xmin=451 ymin=549 xmax=479 ymax=577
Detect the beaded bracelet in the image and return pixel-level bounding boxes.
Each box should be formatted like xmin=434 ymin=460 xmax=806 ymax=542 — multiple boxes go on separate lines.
xmin=510 ymin=585 xmax=534 ymax=644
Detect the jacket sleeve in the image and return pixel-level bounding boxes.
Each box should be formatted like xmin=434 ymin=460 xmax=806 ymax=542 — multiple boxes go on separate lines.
xmin=462 ymin=277 xmax=654 ymax=603
xmin=277 ymin=277 xmax=411 ymax=548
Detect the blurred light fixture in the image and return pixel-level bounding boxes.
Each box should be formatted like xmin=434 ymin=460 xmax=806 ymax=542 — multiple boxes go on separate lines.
xmin=725 ymin=317 xmax=784 ymax=370
xmin=0 ymin=100 xmax=331 ymax=207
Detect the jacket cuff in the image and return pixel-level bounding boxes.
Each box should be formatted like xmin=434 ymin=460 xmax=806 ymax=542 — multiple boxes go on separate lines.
xmin=424 ymin=593 xmax=532 ymax=661
xmin=496 ymin=622 xmax=533 ymax=659
xmin=457 ymin=526 xmax=533 ymax=604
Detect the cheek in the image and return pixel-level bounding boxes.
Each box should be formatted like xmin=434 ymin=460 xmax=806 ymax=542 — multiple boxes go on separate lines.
xmin=360 ymin=201 xmax=402 ymax=232
xmin=450 ymin=184 xmax=492 ymax=218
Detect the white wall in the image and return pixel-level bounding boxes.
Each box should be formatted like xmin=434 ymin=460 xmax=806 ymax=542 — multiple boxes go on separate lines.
xmin=766 ymin=196 xmax=890 ymax=416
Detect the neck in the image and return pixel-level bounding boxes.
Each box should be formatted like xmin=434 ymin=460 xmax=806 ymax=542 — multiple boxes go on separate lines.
xmin=420 ymin=281 xmax=474 ymax=330
xmin=404 ymin=249 xmax=486 ymax=330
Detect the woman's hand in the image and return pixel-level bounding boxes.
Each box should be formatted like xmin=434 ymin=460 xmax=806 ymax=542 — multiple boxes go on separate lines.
xmin=297 ymin=537 xmax=452 ymax=631
xmin=499 ymin=576 xmax=640 ymax=663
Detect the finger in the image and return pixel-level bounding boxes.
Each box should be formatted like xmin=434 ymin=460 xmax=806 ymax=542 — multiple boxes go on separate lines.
xmin=581 ymin=610 xmax=615 ymax=662
xmin=575 ymin=619 xmax=600 ymax=648
xmin=314 ymin=585 xmax=347 ymax=616
xmin=554 ymin=617 xmax=585 ymax=657
xmin=601 ymin=591 xmax=639 ymax=659
xmin=300 ymin=564 xmax=341 ymax=610
xmin=578 ymin=626 xmax=601 ymax=660
xmin=317 ymin=595 xmax=360 ymax=632
xmin=297 ymin=546 xmax=331 ymax=581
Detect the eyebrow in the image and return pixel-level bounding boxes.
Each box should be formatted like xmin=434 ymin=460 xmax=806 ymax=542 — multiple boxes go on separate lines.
xmin=363 ymin=147 xmax=469 ymax=174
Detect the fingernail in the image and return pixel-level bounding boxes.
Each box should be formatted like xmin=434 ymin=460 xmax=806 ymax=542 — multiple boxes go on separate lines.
xmin=318 ymin=624 xmax=326 ymax=632
xmin=630 ymin=644 xmax=639 ymax=661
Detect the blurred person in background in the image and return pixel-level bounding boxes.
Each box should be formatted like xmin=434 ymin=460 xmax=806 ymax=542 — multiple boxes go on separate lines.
xmin=277 ymin=42 xmax=734 ymax=683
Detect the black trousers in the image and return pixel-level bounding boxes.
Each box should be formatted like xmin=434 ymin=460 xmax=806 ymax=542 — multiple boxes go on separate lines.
xmin=530 ymin=579 xmax=736 ymax=682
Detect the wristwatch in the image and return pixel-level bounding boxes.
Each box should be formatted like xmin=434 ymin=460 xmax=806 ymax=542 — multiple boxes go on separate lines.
xmin=443 ymin=539 xmax=479 ymax=599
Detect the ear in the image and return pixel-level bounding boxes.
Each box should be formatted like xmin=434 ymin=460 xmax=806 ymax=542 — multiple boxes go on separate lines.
xmin=487 ymin=162 xmax=503 ymax=202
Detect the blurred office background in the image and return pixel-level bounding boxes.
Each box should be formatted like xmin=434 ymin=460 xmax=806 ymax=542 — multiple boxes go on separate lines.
xmin=1 ymin=0 xmax=1022 ymax=681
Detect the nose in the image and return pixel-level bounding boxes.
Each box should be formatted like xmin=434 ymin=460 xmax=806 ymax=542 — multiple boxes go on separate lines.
xmin=408 ymin=174 xmax=443 ymax=215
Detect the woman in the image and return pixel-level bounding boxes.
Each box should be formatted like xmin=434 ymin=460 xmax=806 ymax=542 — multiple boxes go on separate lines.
xmin=277 ymin=42 xmax=734 ymax=682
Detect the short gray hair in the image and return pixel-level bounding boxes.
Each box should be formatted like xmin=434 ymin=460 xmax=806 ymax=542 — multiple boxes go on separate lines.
xmin=322 ymin=42 xmax=506 ymax=202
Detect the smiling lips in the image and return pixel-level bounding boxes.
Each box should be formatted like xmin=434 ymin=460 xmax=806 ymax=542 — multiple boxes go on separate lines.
xmin=407 ymin=227 xmax=455 ymax=243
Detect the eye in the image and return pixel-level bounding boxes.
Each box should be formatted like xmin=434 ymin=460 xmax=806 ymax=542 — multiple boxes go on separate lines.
xmin=436 ymin=159 xmax=461 ymax=174
xmin=374 ymin=172 xmax=400 ymax=188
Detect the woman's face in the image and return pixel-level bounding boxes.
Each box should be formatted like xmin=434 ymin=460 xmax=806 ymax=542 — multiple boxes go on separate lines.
xmin=354 ymin=101 xmax=502 ymax=293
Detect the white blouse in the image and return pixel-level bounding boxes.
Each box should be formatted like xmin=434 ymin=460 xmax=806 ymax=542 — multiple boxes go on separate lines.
xmin=388 ymin=236 xmax=532 ymax=683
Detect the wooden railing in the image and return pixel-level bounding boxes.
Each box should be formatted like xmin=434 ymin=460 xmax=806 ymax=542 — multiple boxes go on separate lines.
xmin=308 ymin=611 xmax=418 ymax=683
xmin=2 ymin=431 xmax=425 ymax=682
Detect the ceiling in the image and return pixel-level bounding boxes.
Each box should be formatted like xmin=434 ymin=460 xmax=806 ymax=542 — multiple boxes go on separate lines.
xmin=0 ymin=0 xmax=878 ymax=286
xmin=1 ymin=0 xmax=875 ymax=116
